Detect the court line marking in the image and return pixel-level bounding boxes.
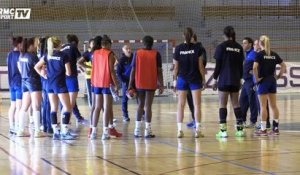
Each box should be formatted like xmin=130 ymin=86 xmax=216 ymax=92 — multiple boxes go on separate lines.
xmin=0 ymin=146 xmax=40 ymax=175
xmin=96 ymin=156 xmax=141 ymax=175
xmin=158 ymin=152 xmax=286 ymax=174
xmin=41 ymin=158 xmax=71 ymax=175
xmin=0 ymin=115 xmax=8 ymax=120
xmin=158 ymin=140 xmax=276 ymax=175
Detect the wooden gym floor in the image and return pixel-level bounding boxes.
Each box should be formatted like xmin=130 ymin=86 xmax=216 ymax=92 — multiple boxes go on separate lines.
xmin=0 ymin=93 xmax=300 ymax=175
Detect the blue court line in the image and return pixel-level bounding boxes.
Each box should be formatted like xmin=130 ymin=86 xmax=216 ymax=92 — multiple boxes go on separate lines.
xmin=158 ymin=140 xmax=276 ymax=175
xmin=41 ymin=158 xmax=71 ymax=175
xmin=96 ymin=156 xmax=141 ymax=175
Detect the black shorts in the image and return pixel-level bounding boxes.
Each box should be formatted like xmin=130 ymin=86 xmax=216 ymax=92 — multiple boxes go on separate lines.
xmin=218 ymin=85 xmax=240 ymax=93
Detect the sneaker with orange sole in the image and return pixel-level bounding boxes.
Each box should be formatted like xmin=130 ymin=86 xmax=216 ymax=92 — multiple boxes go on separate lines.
xmin=109 ymin=128 xmax=122 ymax=138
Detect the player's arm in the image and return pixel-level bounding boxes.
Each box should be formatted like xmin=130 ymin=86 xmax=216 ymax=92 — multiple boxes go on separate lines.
xmin=276 ymin=62 xmax=286 ymax=80
xmin=109 ymin=52 xmax=118 ymax=89
xmin=157 ymin=53 xmax=164 ymax=94
xmin=77 ymin=57 xmax=91 ymax=70
xmin=65 ymin=62 xmax=71 ymax=76
xmin=34 ymin=57 xmax=47 ymax=79
xmin=173 ymin=60 xmax=179 ymax=91
xmin=252 ymin=62 xmax=261 ymax=84
xmin=199 ymin=55 xmax=206 ymax=88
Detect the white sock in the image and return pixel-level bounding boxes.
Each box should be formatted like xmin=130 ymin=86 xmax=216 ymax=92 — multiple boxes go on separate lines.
xmin=18 ymin=110 xmax=26 ymax=131
xmin=103 ymin=127 xmax=109 ymax=134
xmin=196 ymin=122 xmax=201 ymax=131
xmin=52 ymin=124 xmax=59 ymax=134
xmin=109 ymin=124 xmax=114 ymax=129
xmin=261 ymin=121 xmax=266 ymax=130
xmin=92 ymin=127 xmax=97 ymax=134
xmin=145 ymin=122 xmax=151 ymax=129
xmin=274 ymin=119 xmax=279 ymax=123
xmin=29 ymin=115 xmax=33 ymax=124
xmin=90 ymin=124 xmax=93 ymax=128
xmin=9 ymin=114 xmax=14 ymax=129
xmin=61 ymin=124 xmax=69 ymax=134
xmin=135 ymin=121 xmax=142 ymax=129
xmin=177 ymin=123 xmax=183 ymax=131
xmin=33 ymin=111 xmax=41 ymax=131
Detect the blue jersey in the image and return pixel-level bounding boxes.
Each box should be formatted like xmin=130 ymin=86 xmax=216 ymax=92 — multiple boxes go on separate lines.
xmin=61 ymin=43 xmax=81 ymax=76
xmin=44 ymin=51 xmax=69 ymax=87
xmin=255 ymin=50 xmax=282 ymax=81
xmin=174 ymin=43 xmax=203 ymax=82
xmin=7 ymin=50 xmax=22 ymax=87
xmin=243 ymin=48 xmax=256 ymax=80
xmin=82 ymin=51 xmax=93 ymax=62
xmin=19 ymin=52 xmax=40 ymax=80
xmin=213 ymin=40 xmax=244 ymax=87
xmin=117 ymin=53 xmax=133 ymax=82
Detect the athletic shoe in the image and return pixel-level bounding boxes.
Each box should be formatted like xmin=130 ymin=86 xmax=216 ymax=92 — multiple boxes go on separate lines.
xmin=254 ymin=129 xmax=268 ymax=136
xmin=53 ymin=132 xmax=60 ymax=140
xmin=216 ymin=123 xmax=228 ymax=138
xmin=77 ymin=117 xmax=89 ymax=126
xmin=255 ymin=124 xmax=261 ymax=130
xmin=144 ymin=128 xmax=155 ymax=138
xmin=109 ymin=128 xmax=122 ymax=138
xmin=9 ymin=128 xmax=16 ymax=135
xmin=194 ymin=130 xmax=204 ymax=138
xmin=90 ymin=132 xmax=97 ymax=140
xmin=101 ymin=133 xmax=110 ymax=140
xmin=243 ymin=121 xmax=247 ymax=128
xmin=134 ymin=128 xmax=142 ymax=138
xmin=123 ymin=116 xmax=130 ymax=122
xmin=34 ymin=131 xmax=46 ymax=138
xmin=186 ymin=121 xmax=195 ymax=128
xmin=245 ymin=122 xmax=256 ymax=128
xmin=16 ymin=130 xmax=30 ymax=137
xmin=68 ymin=129 xmax=79 ymax=137
xmin=269 ymin=128 xmax=280 ymax=136
xmin=47 ymin=128 xmax=54 ymax=135
xmin=216 ymin=130 xmax=228 ymax=138
xmin=61 ymin=132 xmax=77 ymax=140
xmin=177 ymin=130 xmax=184 ymax=138
xmin=235 ymin=130 xmax=245 ymax=137
xmin=88 ymin=128 xmax=92 ymax=138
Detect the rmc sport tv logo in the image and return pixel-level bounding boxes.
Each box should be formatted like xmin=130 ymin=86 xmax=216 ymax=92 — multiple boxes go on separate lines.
xmin=0 ymin=8 xmax=31 ymax=19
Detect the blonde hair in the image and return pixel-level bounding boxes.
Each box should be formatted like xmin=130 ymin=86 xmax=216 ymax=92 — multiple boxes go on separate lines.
xmin=259 ymin=35 xmax=271 ymax=56
xmin=47 ymin=36 xmax=61 ymax=56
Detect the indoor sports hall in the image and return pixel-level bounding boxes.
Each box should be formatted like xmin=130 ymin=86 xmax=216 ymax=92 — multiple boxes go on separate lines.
xmin=0 ymin=0 xmax=300 ymax=174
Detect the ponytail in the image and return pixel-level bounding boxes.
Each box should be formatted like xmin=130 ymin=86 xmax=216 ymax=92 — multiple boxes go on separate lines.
xmin=259 ymin=35 xmax=271 ymax=56
xmin=47 ymin=36 xmax=61 ymax=56
xmin=47 ymin=37 xmax=53 ymax=56
xmin=21 ymin=37 xmax=35 ymax=54
xmin=184 ymin=27 xmax=194 ymax=44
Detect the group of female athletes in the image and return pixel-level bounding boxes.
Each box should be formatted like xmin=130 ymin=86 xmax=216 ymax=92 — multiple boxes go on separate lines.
xmin=173 ymin=26 xmax=285 ymax=138
xmin=6 ymin=25 xmax=286 ymax=140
